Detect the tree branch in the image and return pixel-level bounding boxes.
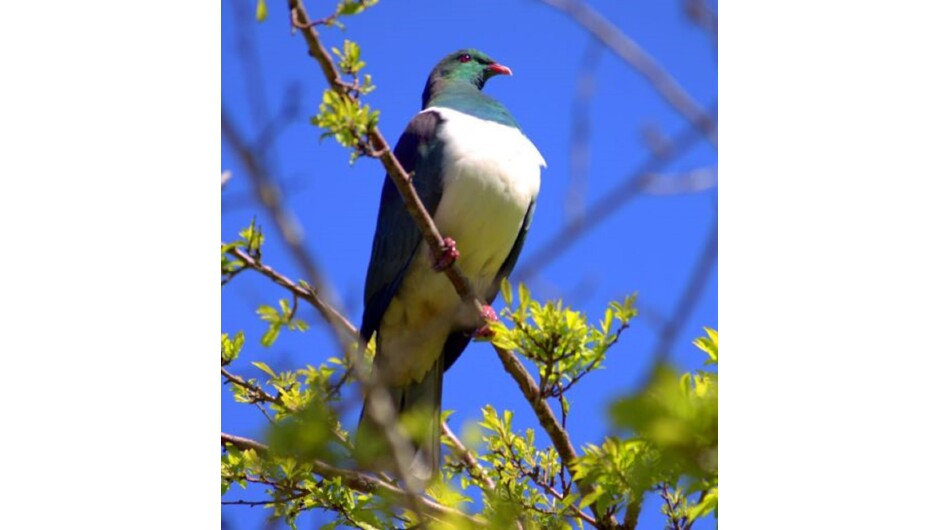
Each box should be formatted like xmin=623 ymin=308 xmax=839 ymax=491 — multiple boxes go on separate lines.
xmin=225 ymin=44 xmax=436 ymax=522
xmin=221 ymin=110 xmax=348 ymax=349
xmin=648 ymin=214 xmax=718 ymax=369
xmin=221 ymin=366 xmax=287 ymax=408
xmin=538 ymin=0 xmax=716 ymax=147
xmin=528 ymin=471 xmax=597 ymax=527
xmin=284 ymin=2 xmax=624 ymax=527
xmin=225 ymin=245 xmax=359 ymax=344
xmin=221 ymin=433 xmax=484 ymax=526
xmin=442 ymin=422 xmax=496 ymax=491
xmin=515 ymin=107 xmax=716 ymax=281
xmin=493 ymin=346 xmax=618 ymax=529
xmin=624 ymin=497 xmax=642 ymax=530
xmin=287 ymin=0 xmax=487 ymax=318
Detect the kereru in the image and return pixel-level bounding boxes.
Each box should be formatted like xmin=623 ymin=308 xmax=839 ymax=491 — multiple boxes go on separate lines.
xmin=358 ymin=49 xmax=545 ymax=482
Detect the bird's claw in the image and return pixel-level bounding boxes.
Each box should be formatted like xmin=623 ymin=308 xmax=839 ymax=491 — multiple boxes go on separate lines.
xmin=433 ymin=237 xmax=460 ymax=272
xmin=472 ymin=305 xmax=499 ymax=339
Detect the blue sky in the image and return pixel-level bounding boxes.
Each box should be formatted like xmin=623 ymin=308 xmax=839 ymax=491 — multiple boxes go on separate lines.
xmin=222 ymin=0 xmax=717 ymax=528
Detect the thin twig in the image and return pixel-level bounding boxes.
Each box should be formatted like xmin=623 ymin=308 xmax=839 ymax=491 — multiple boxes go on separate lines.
xmin=223 ymin=247 xmax=428 ymax=519
xmin=642 ymin=167 xmax=718 ymax=196
xmin=566 ymin=41 xmax=603 ymax=224
xmin=538 ymin=0 xmax=717 ymax=147
xmin=222 ymin=363 xmax=353 ymax=450
xmin=225 ymin=245 xmax=359 ymax=344
xmin=524 ymin=469 xmax=597 ymax=526
xmin=442 ymin=422 xmax=496 ymax=491
xmin=441 ymin=424 xmax=526 ymax=530
xmin=647 ymin=215 xmax=718 ymax=370
xmin=659 ymin=484 xmax=683 ymax=530
xmin=222 ymin=366 xmax=287 ymax=408
xmin=685 ymin=489 xmax=709 ymax=530
xmin=221 ymin=111 xmax=346 ymax=348
xmin=493 ymin=345 xmax=617 ymax=529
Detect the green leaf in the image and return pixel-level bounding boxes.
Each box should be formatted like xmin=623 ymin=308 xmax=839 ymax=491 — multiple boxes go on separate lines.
xmin=257 ymin=305 xmax=279 ymax=322
xmin=578 ymin=487 xmax=604 ymax=510
xmin=252 ymin=361 xmax=277 ymax=378
xmin=238 ymin=217 xmax=264 ymax=253
xmin=609 ymin=361 xmax=718 ymax=482
xmin=336 ymin=0 xmax=378 ymax=16
xmin=500 ymin=277 xmax=513 ymax=305
xmin=260 ymin=323 xmax=281 ymax=347
xmin=222 ymin=331 xmax=245 ymax=364
xmin=693 ymin=327 xmax=718 ymax=365
xmin=687 ymin=487 xmax=718 ymax=521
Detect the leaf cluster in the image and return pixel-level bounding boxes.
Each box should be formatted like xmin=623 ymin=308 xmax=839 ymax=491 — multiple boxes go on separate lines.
xmin=492 ymin=281 xmax=637 ymax=409
xmin=311 ymin=40 xmax=379 ymax=163
xmin=567 ymin=329 xmax=720 ymax=527
xmin=221 ymin=217 xmax=264 ymax=283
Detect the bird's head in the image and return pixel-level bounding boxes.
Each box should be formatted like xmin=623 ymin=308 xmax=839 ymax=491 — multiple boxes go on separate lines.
xmin=422 ymin=49 xmax=512 ymax=106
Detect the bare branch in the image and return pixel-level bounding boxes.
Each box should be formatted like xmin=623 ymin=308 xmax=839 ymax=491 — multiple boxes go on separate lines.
xmin=538 ymin=0 xmax=716 ymax=147
xmin=228 ymin=0 xmax=272 ymax=135
xmin=566 ymin=41 xmax=603 ymax=224
xmin=683 ymin=0 xmax=718 ymax=52
xmin=647 ymin=215 xmax=718 ymax=369
xmin=642 ymin=167 xmax=718 ymax=196
xmin=221 ymin=111 xmax=347 ymax=348
xmin=222 ymin=432 xmax=270 ymax=453
xmin=515 ymin=108 xmax=716 ymax=281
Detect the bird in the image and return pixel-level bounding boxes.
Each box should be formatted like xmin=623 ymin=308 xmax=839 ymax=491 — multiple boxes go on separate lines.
xmin=357 ymin=49 xmax=545 ymax=483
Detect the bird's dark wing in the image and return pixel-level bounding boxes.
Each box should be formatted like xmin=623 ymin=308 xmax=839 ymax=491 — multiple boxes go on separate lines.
xmin=361 ymin=111 xmax=445 ymax=340
xmin=441 ymin=200 xmax=537 ymax=372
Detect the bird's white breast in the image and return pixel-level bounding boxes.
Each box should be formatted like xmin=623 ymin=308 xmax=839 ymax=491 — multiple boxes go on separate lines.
xmin=429 ymin=106 xmax=545 ymax=207
xmin=378 ymin=107 xmax=545 ymax=384
xmin=429 ymin=106 xmax=545 ymax=311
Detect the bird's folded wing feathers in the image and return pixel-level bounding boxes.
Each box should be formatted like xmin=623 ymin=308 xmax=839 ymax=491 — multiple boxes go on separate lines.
xmin=361 ymin=110 xmax=446 ymax=340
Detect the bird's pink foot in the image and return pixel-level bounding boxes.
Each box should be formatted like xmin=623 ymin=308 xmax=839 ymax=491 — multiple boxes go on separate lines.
xmin=472 ymin=305 xmax=499 ymax=339
xmin=432 ymin=237 xmax=460 ymax=272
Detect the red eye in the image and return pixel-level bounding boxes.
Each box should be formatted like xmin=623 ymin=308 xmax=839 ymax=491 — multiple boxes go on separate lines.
xmin=458 ymin=54 xmax=472 ymax=63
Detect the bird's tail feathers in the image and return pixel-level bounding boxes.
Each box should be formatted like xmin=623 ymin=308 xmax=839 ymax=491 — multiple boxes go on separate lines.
xmin=356 ymin=355 xmax=444 ymax=486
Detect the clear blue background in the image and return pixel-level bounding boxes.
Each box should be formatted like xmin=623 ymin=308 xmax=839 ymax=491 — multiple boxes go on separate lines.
xmin=222 ymin=1 xmax=717 ymax=528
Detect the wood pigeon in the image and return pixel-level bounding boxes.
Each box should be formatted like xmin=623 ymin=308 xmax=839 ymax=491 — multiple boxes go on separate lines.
xmin=358 ymin=49 xmax=545 ymax=481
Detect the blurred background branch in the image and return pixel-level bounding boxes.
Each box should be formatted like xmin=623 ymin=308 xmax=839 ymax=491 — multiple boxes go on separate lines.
xmin=538 ymin=0 xmax=717 ymax=147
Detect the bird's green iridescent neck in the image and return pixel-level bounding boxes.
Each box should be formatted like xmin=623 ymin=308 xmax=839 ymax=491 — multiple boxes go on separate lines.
xmin=424 ymin=82 xmax=519 ymax=129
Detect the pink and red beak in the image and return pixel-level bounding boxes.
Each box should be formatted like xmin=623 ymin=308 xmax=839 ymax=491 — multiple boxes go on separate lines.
xmin=487 ymin=63 xmax=513 ymax=76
